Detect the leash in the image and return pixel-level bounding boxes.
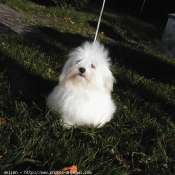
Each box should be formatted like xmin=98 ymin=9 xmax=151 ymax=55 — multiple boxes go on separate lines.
xmin=93 ymin=0 xmax=106 ymax=44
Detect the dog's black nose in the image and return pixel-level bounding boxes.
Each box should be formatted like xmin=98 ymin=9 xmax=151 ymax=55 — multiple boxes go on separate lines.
xmin=79 ymin=67 xmax=86 ymax=74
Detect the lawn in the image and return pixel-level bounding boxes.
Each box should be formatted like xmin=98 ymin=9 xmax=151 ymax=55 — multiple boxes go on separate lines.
xmin=1 ymin=0 xmax=175 ymax=174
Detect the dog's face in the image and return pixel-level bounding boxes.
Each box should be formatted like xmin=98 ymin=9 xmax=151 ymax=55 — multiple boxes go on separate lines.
xmin=59 ymin=41 xmax=115 ymax=92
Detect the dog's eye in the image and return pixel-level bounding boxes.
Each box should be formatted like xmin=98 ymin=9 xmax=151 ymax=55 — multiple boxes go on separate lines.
xmin=91 ymin=64 xmax=95 ymax=69
xmin=76 ymin=60 xmax=81 ymax=64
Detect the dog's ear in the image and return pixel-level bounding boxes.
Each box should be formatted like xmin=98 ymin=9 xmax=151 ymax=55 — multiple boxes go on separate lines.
xmin=103 ymin=68 xmax=116 ymax=92
xmin=59 ymin=59 xmax=71 ymax=82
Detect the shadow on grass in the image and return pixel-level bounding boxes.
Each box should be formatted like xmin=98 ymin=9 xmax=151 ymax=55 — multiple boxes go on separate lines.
xmin=0 ymin=53 xmax=56 ymax=107
xmin=0 ymin=27 xmax=88 ymax=111
xmin=86 ymin=3 xmax=163 ymax=54
xmin=111 ymin=43 xmax=175 ymax=114
xmin=88 ymin=21 xmax=125 ymax=43
xmin=108 ymin=43 xmax=175 ymax=86
xmin=28 ymin=0 xmax=56 ymax=7
xmin=0 ymin=22 xmax=16 ymax=33
xmin=36 ymin=26 xmax=88 ymax=49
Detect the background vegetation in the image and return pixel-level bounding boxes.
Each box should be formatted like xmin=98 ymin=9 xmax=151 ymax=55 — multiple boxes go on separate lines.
xmin=0 ymin=0 xmax=175 ymax=174
xmin=52 ymin=0 xmax=89 ymax=8
xmin=91 ymin=0 xmax=175 ymax=26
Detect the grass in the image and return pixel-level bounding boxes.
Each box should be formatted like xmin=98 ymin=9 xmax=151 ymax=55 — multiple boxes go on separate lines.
xmin=0 ymin=0 xmax=175 ymax=174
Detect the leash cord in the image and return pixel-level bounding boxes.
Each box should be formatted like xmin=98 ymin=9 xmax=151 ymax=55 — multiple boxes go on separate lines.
xmin=93 ymin=0 xmax=106 ymax=44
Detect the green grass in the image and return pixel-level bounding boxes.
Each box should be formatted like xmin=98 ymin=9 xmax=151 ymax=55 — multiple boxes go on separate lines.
xmin=1 ymin=0 xmax=175 ymax=174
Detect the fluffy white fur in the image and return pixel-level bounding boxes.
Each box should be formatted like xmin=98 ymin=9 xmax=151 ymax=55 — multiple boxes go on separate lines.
xmin=46 ymin=41 xmax=116 ymax=128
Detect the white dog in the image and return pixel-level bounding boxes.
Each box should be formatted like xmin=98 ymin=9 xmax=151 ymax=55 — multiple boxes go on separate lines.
xmin=46 ymin=41 xmax=116 ymax=128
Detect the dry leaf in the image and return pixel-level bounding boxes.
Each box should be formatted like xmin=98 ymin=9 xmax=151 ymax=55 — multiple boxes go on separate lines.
xmin=0 ymin=117 xmax=6 ymax=131
xmin=24 ymin=158 xmax=42 ymax=167
xmin=134 ymin=168 xmax=142 ymax=172
xmin=0 ymin=117 xmax=6 ymax=125
xmin=110 ymin=149 xmax=130 ymax=169
xmin=54 ymin=165 xmax=77 ymax=175
xmin=22 ymin=151 xmax=33 ymax=157
xmin=165 ymin=137 xmax=172 ymax=143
